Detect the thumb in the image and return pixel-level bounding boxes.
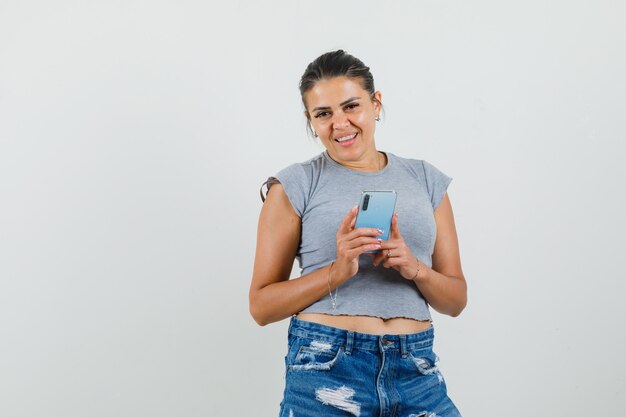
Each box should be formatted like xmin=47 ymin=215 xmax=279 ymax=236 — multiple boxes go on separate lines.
xmin=389 ymin=213 xmax=401 ymax=238
xmin=339 ymin=205 xmax=358 ymax=233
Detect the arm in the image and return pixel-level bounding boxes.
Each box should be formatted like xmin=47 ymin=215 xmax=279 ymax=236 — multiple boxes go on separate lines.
xmin=249 ymin=183 xmax=382 ymax=326
xmin=414 ymin=193 xmax=467 ymax=317
xmin=373 ymin=192 xmax=467 ymax=317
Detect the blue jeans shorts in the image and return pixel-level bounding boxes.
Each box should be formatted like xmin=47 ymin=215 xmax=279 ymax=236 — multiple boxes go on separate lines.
xmin=279 ymin=317 xmax=461 ymax=417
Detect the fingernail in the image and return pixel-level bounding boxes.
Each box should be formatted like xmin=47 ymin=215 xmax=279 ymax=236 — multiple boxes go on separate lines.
xmin=377 ymin=229 xmax=383 ymax=234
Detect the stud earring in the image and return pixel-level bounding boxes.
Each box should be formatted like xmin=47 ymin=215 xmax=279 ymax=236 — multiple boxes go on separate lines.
xmin=375 ymin=115 xmax=380 ymax=122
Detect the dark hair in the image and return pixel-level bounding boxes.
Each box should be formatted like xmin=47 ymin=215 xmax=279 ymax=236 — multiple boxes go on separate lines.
xmin=299 ymin=50 xmax=381 ymax=135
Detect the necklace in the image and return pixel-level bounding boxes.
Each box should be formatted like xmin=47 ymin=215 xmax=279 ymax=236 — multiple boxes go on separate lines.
xmin=377 ymin=151 xmax=385 ymax=171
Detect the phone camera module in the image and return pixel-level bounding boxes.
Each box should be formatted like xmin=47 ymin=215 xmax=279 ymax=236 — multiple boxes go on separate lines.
xmin=362 ymin=194 xmax=370 ymax=211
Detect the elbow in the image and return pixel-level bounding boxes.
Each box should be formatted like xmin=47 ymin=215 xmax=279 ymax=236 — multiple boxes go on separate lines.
xmin=449 ymin=293 xmax=468 ymax=318
xmin=249 ymin=292 xmax=270 ymax=326
xmin=250 ymin=308 xmax=270 ymax=327
xmin=449 ymin=305 xmax=465 ymax=318
xmin=445 ymin=303 xmax=465 ymax=318
xmin=441 ymin=279 xmax=467 ymax=318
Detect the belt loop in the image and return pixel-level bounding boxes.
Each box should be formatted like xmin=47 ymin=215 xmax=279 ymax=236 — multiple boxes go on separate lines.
xmin=288 ymin=315 xmax=295 ymax=334
xmin=400 ymin=335 xmax=408 ymax=358
xmin=345 ymin=331 xmax=354 ymax=355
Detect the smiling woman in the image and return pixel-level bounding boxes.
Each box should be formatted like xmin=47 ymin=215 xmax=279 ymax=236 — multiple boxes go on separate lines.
xmin=250 ymin=50 xmax=466 ymax=417
xmin=305 ymin=76 xmax=382 ymax=171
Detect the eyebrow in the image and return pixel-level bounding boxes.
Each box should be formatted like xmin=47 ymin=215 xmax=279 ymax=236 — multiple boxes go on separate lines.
xmin=312 ymin=97 xmax=361 ymax=112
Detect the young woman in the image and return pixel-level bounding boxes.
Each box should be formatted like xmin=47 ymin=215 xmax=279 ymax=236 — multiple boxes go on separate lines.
xmin=250 ymin=50 xmax=466 ymax=417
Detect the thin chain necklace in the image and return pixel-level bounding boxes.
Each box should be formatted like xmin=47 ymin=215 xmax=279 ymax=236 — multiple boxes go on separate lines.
xmin=377 ymin=151 xmax=385 ymax=171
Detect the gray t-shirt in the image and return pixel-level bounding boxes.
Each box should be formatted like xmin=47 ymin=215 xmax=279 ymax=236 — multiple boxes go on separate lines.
xmin=267 ymin=151 xmax=452 ymax=321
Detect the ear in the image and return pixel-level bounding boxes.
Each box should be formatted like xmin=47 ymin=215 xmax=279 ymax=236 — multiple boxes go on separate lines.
xmin=373 ymin=91 xmax=383 ymax=111
xmin=304 ymin=110 xmax=311 ymax=120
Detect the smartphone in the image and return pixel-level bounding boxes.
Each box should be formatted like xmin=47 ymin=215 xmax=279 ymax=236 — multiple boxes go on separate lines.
xmin=354 ymin=190 xmax=397 ymax=252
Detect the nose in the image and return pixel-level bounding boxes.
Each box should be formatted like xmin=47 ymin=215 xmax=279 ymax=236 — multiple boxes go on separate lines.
xmin=332 ymin=112 xmax=350 ymax=130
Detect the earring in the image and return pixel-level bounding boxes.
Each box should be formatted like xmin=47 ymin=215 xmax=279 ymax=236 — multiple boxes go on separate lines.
xmin=313 ymin=130 xmax=318 ymax=137
xmin=375 ymin=115 xmax=380 ymax=122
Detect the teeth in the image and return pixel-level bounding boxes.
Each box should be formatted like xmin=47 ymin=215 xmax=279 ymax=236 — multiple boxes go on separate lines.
xmin=336 ymin=133 xmax=356 ymax=142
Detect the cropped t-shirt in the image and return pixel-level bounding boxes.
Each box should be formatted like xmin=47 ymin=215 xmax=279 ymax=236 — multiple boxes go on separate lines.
xmin=266 ymin=151 xmax=452 ymax=321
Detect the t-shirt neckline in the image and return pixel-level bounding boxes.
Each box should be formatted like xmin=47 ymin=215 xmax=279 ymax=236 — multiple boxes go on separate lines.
xmin=322 ymin=151 xmax=392 ymax=177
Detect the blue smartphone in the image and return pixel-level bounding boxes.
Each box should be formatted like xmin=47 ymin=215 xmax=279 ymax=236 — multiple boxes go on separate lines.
xmin=354 ymin=190 xmax=397 ymax=253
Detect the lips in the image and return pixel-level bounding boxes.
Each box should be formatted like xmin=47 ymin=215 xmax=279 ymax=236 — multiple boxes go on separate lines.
xmin=334 ymin=133 xmax=357 ymax=143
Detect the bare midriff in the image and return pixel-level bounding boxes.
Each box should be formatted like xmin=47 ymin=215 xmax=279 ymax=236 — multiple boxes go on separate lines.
xmin=296 ymin=312 xmax=432 ymax=336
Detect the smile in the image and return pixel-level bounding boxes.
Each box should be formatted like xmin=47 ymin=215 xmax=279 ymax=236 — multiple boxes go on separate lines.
xmin=335 ymin=133 xmax=357 ymax=143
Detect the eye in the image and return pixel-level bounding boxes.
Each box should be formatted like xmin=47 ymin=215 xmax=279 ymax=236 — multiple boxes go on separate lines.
xmin=344 ymin=103 xmax=359 ymax=111
xmin=314 ymin=111 xmax=330 ymax=118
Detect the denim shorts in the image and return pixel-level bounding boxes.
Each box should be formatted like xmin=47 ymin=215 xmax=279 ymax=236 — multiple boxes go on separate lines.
xmin=279 ymin=317 xmax=461 ymax=417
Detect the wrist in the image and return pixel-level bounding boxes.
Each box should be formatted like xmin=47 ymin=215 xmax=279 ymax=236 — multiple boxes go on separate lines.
xmin=332 ymin=259 xmax=353 ymax=283
xmin=411 ymin=258 xmax=425 ymax=283
xmin=327 ymin=261 xmax=338 ymax=310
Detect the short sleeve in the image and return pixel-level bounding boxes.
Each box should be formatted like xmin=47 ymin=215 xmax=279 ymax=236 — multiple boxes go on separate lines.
xmin=421 ymin=160 xmax=452 ymax=210
xmin=265 ymin=163 xmax=310 ymax=217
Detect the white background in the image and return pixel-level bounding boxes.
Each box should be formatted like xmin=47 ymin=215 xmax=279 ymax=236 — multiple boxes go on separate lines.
xmin=1 ymin=1 xmax=625 ymax=416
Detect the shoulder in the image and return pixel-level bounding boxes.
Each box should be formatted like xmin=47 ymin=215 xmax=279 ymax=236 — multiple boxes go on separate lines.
xmin=387 ymin=152 xmax=449 ymax=178
xmin=386 ymin=152 xmax=427 ymax=179
xmin=267 ymin=152 xmax=326 ymax=217
xmin=387 ymin=152 xmax=452 ymax=210
xmin=275 ymin=152 xmax=325 ymax=181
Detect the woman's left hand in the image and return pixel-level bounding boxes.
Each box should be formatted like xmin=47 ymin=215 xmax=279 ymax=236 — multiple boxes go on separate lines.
xmin=372 ymin=213 xmax=420 ymax=281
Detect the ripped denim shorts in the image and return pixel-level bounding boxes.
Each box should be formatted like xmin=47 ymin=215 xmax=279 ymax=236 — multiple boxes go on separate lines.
xmin=279 ymin=317 xmax=461 ymax=417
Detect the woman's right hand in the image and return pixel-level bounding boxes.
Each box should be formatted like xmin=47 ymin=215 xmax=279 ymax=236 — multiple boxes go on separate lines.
xmin=334 ymin=206 xmax=383 ymax=280
xmin=251 ymin=191 xmax=382 ymax=326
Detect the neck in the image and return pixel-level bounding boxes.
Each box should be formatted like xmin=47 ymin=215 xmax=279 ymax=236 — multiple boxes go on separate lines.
xmin=328 ymin=150 xmax=386 ymax=173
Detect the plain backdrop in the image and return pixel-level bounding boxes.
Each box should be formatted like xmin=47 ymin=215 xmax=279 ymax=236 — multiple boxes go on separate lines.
xmin=1 ymin=1 xmax=625 ymax=416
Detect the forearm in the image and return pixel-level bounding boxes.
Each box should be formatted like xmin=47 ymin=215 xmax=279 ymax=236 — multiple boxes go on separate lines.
xmin=413 ymin=261 xmax=467 ymax=317
xmin=249 ymin=262 xmax=347 ymax=326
